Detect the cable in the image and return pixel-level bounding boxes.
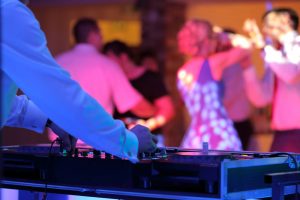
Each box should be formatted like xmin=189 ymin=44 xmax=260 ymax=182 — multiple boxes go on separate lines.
xmin=42 ymin=138 xmax=61 ymax=200
xmin=269 ymin=152 xmax=300 ymax=200
xmin=269 ymin=152 xmax=299 ymax=171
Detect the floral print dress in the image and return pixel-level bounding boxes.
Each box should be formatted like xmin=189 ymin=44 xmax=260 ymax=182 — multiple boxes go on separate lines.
xmin=177 ymin=59 xmax=242 ymax=150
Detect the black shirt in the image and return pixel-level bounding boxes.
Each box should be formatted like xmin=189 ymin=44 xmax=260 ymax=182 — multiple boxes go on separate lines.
xmin=114 ymin=70 xmax=168 ymax=133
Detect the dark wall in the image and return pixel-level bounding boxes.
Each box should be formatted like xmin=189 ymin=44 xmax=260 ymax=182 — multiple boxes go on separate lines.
xmin=2 ymin=127 xmax=50 ymax=146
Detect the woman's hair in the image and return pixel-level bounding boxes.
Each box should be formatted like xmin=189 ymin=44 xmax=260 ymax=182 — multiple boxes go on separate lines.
xmin=177 ymin=19 xmax=213 ymax=57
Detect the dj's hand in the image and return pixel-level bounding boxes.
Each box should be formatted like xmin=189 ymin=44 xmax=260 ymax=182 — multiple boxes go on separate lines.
xmin=130 ymin=124 xmax=158 ymax=153
xmin=48 ymin=121 xmax=77 ymax=152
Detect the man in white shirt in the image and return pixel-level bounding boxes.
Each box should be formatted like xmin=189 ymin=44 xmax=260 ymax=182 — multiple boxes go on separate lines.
xmin=1 ymin=0 xmax=157 ymax=162
xmin=49 ymin=18 xmax=156 ymax=143
xmin=243 ymin=8 xmax=300 ymax=152
xmin=55 ymin=18 xmax=155 ymax=116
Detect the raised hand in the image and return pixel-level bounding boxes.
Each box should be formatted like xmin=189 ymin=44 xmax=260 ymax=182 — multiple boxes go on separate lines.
xmin=230 ymin=34 xmax=253 ymax=49
xmin=243 ymin=19 xmax=265 ymax=49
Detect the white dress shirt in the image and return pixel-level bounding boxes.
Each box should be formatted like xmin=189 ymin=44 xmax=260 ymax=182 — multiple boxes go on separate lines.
xmin=55 ymin=44 xmax=142 ymax=114
xmin=1 ymin=0 xmax=138 ymax=162
xmin=243 ymin=31 xmax=300 ymax=131
xmin=5 ymin=95 xmax=48 ymax=133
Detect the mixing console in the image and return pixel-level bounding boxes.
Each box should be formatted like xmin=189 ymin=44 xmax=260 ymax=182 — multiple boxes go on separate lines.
xmin=1 ymin=144 xmax=299 ymax=199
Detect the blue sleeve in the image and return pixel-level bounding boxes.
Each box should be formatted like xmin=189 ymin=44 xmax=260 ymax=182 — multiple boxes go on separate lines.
xmin=5 ymin=95 xmax=48 ymax=133
xmin=1 ymin=0 xmax=138 ymax=162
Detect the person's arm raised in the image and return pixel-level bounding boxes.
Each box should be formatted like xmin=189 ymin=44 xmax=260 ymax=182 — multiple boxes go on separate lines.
xmin=209 ymin=34 xmax=252 ymax=80
xmin=130 ymin=98 xmax=157 ymax=118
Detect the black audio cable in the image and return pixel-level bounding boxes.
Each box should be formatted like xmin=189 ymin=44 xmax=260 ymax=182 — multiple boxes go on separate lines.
xmin=269 ymin=152 xmax=300 ymax=199
xmin=269 ymin=152 xmax=299 ymax=171
xmin=42 ymin=138 xmax=61 ymax=200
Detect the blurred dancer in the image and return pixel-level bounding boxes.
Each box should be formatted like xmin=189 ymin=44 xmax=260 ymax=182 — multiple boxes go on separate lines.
xmin=103 ymin=41 xmax=175 ymax=147
xmin=177 ymin=19 xmax=251 ymax=150
xmin=49 ymin=18 xmax=156 ymax=144
xmin=217 ymin=28 xmax=254 ymax=150
xmin=243 ymin=8 xmax=300 ymax=152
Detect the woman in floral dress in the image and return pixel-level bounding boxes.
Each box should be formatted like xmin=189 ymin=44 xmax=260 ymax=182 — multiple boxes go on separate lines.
xmin=177 ymin=19 xmax=251 ymax=150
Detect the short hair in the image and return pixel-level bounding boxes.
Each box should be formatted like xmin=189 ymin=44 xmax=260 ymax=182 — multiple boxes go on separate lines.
xmin=263 ymin=8 xmax=299 ymax=30
xmin=102 ymin=40 xmax=133 ymax=59
xmin=73 ymin=18 xmax=99 ymax=43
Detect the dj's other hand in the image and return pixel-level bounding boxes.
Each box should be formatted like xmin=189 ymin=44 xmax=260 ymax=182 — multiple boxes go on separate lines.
xmin=48 ymin=121 xmax=77 ymax=152
xmin=130 ymin=124 xmax=158 ymax=153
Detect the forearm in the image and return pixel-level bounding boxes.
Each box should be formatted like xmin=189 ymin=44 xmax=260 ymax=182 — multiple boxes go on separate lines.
xmin=130 ymin=98 xmax=156 ymax=118
xmin=211 ymin=47 xmax=251 ymax=80
xmin=143 ymin=96 xmax=175 ymax=131
xmin=2 ymin=1 xmax=138 ymax=162
xmin=4 ymin=95 xmax=48 ymax=133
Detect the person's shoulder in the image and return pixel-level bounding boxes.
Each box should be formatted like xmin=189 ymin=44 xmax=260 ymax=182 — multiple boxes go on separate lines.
xmin=96 ymin=53 xmax=113 ymax=63
xmin=181 ymin=57 xmax=203 ymax=71
xmin=97 ymin=54 xmax=117 ymax=66
xmin=55 ymin=49 xmax=75 ymax=61
xmin=97 ymin=54 xmax=123 ymax=72
xmin=177 ymin=60 xmax=192 ymax=78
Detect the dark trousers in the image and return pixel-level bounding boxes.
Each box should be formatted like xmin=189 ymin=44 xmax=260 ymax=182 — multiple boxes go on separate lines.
xmin=271 ymin=129 xmax=300 ymax=153
xmin=233 ymin=119 xmax=254 ymax=150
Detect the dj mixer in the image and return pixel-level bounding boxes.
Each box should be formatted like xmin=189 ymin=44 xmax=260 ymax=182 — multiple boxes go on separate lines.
xmin=1 ymin=144 xmax=300 ymax=199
